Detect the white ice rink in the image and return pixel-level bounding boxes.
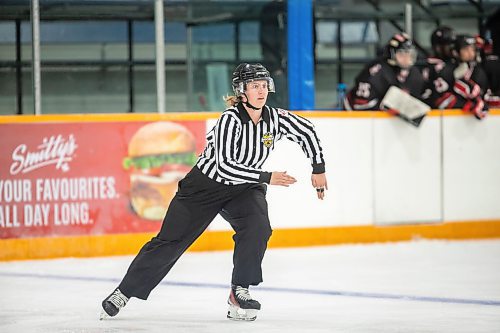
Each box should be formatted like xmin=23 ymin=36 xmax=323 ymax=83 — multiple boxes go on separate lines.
xmin=1 ymin=239 xmax=500 ymax=333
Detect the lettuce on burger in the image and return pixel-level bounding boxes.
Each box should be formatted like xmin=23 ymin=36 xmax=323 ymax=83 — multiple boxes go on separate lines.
xmin=123 ymin=121 xmax=197 ymax=220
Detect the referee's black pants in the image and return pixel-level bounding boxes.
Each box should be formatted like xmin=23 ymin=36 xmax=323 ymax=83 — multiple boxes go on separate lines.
xmin=118 ymin=167 xmax=272 ymax=300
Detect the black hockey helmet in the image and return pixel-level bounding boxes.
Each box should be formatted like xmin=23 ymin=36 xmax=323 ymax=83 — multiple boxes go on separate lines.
xmin=431 ymin=26 xmax=455 ymax=48
xmin=231 ymin=63 xmax=275 ymax=95
xmin=453 ymin=34 xmax=476 ymax=53
xmin=385 ymin=33 xmax=417 ymax=68
xmin=451 ymin=34 xmax=478 ymax=62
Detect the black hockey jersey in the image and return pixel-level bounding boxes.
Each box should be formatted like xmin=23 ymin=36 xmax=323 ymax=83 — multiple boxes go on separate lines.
xmin=421 ymin=57 xmax=448 ymax=108
xmin=483 ymin=55 xmax=500 ymax=108
xmin=344 ymin=60 xmax=425 ymax=111
xmin=432 ymin=60 xmax=489 ymax=119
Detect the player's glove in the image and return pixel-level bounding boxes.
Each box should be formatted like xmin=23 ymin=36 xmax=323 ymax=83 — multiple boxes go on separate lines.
xmin=463 ymin=97 xmax=488 ymax=120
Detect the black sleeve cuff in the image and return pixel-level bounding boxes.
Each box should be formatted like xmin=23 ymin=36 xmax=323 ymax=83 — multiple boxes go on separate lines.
xmin=312 ymin=163 xmax=325 ymax=174
xmin=259 ymin=172 xmax=272 ymax=184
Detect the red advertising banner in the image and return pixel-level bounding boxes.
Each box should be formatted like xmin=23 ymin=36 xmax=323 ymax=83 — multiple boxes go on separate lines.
xmin=0 ymin=120 xmax=206 ymax=239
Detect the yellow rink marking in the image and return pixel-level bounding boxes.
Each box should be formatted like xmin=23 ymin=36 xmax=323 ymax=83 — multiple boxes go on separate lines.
xmin=1 ymin=220 xmax=500 ymax=261
xmin=1 ymin=109 xmax=499 ymax=124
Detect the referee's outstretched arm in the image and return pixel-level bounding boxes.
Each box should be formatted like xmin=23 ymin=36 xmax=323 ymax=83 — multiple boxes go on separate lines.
xmin=276 ymin=110 xmax=325 ymax=173
xmin=274 ymin=109 xmax=328 ymax=199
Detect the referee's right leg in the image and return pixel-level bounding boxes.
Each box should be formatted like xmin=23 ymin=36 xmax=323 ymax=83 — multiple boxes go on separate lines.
xmin=117 ymin=168 xmax=225 ymax=300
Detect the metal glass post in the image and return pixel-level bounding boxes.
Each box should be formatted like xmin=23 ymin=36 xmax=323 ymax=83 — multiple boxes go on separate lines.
xmin=31 ymin=0 xmax=41 ymax=115
xmin=186 ymin=4 xmax=193 ymax=112
xmin=186 ymin=24 xmax=193 ymax=111
xmin=155 ymin=0 xmax=166 ymax=113
xmin=127 ymin=20 xmax=134 ymax=113
xmin=405 ymin=3 xmax=413 ymax=37
xmin=15 ymin=19 xmax=22 ymax=115
xmin=337 ymin=20 xmax=343 ymax=84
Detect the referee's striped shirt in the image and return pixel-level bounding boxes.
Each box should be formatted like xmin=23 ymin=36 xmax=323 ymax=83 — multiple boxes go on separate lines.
xmin=196 ymin=103 xmax=325 ymax=185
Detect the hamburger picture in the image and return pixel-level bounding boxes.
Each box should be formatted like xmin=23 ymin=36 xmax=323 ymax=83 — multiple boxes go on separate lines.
xmin=123 ymin=121 xmax=197 ymax=220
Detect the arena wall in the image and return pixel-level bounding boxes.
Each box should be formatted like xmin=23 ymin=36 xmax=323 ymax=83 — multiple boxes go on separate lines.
xmin=1 ymin=110 xmax=499 ymax=260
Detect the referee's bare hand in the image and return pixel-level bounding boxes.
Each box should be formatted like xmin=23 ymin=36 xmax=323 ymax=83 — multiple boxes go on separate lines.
xmin=270 ymin=171 xmax=297 ymax=187
xmin=311 ymin=173 xmax=328 ymax=200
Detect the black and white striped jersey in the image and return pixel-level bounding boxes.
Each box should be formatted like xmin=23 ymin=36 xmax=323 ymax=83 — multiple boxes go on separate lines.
xmin=196 ymin=103 xmax=325 ymax=185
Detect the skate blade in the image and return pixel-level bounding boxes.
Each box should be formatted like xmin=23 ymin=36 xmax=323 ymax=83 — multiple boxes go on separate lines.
xmin=227 ymin=304 xmax=258 ymax=321
xmin=99 ymin=310 xmax=110 ymax=321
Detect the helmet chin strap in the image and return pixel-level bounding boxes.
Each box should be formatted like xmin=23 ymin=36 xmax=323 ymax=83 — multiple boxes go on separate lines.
xmin=241 ymin=93 xmax=261 ymax=110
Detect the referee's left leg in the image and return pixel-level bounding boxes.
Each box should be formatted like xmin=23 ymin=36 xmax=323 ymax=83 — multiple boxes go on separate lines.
xmin=220 ymin=184 xmax=273 ymax=287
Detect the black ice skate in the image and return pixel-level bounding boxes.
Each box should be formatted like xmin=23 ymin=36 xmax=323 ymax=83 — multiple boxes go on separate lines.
xmin=227 ymin=285 xmax=261 ymax=321
xmin=100 ymin=288 xmax=129 ymax=320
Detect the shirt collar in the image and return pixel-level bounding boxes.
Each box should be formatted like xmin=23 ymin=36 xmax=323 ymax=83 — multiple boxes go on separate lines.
xmin=236 ymin=103 xmax=270 ymax=125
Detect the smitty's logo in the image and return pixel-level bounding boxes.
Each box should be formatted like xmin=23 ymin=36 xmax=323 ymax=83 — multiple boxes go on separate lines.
xmin=9 ymin=134 xmax=78 ymax=175
xmin=261 ymin=132 xmax=274 ymax=148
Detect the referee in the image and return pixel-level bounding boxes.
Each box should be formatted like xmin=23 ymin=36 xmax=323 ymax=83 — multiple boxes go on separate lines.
xmin=101 ymin=63 xmax=328 ymax=321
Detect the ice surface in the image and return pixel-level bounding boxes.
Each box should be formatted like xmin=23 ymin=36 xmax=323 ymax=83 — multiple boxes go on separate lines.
xmin=1 ymin=239 xmax=500 ymax=333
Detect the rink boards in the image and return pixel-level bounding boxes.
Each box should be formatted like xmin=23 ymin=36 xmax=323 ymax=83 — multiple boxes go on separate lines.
xmin=1 ymin=110 xmax=500 ymax=260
